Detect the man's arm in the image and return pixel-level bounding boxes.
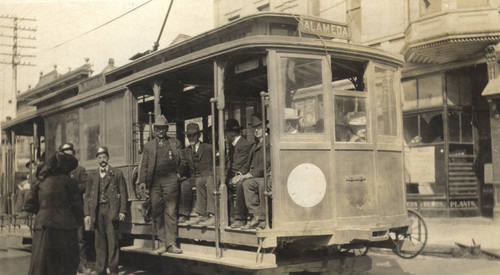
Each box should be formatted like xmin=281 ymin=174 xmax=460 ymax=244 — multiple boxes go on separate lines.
xmin=138 ymin=144 xmax=150 ymax=184
xmin=117 ymin=170 xmax=128 ymax=216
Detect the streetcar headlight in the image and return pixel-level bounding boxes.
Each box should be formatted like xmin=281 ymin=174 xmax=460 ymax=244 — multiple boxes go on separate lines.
xmin=287 ymin=163 xmax=327 ymax=207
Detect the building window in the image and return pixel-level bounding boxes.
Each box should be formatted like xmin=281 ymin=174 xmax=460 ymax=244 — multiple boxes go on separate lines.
xmin=420 ymin=0 xmax=442 ymax=16
xmin=45 ymin=114 xmax=62 ymax=156
xmin=402 ymin=74 xmax=443 ymax=110
xmin=82 ymin=103 xmax=100 ymax=161
xmin=105 ymin=96 xmax=125 ymax=162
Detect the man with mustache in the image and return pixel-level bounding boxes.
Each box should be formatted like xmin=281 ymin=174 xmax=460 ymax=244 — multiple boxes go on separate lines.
xmin=84 ymin=146 xmax=127 ymax=275
xmin=138 ymin=115 xmax=184 ymax=254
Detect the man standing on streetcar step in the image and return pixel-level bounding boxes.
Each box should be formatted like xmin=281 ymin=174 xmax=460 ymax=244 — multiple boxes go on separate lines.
xmin=138 ymin=114 xmax=184 ymax=254
xmin=84 ymin=146 xmax=127 ymax=275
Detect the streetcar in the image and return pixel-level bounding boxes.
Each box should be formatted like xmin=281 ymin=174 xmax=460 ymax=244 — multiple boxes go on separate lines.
xmin=1 ymin=13 xmax=427 ymax=274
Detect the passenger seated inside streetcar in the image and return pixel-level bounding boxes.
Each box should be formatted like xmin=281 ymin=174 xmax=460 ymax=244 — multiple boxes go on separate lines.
xmin=344 ymin=112 xmax=367 ymax=142
xmin=284 ymin=108 xmax=300 ymax=133
xmin=231 ymin=114 xmax=271 ymax=229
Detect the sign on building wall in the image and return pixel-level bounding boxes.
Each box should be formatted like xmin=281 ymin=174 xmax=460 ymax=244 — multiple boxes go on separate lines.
xmin=408 ymin=146 xmax=435 ymax=183
xmin=298 ymin=16 xmax=349 ymax=40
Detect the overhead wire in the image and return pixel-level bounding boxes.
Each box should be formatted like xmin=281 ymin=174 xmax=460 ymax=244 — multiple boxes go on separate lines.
xmin=46 ymin=0 xmax=153 ymax=51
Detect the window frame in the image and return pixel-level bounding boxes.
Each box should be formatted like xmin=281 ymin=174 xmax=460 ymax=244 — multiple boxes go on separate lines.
xmin=276 ymin=52 xmax=331 ymax=144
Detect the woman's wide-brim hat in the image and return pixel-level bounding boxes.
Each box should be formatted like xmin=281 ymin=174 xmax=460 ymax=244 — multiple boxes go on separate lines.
xmin=344 ymin=111 xmax=366 ymax=126
xmin=284 ymin=108 xmax=300 ymax=120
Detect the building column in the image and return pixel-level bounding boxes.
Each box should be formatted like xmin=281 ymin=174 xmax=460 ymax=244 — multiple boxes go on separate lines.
xmin=485 ymin=44 xmax=500 ymax=219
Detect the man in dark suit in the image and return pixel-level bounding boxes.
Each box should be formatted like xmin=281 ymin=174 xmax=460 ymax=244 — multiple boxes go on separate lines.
xmin=84 ymin=146 xmax=127 ymax=275
xmin=179 ymin=123 xmax=215 ymax=226
xmin=240 ymin=115 xmax=271 ymax=229
xmin=138 ymin=115 xmax=183 ymax=254
xmin=224 ymin=119 xmax=252 ymax=228
xmin=59 ymin=143 xmax=90 ymax=273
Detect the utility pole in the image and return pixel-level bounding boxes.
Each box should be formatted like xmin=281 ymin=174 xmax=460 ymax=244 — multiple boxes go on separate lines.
xmin=0 ymin=15 xmax=36 ymax=198
xmin=0 ymin=15 xmax=37 ymax=120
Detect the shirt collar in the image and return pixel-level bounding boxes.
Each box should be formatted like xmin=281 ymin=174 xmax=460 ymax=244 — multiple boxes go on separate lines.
xmin=232 ymin=135 xmax=241 ymax=146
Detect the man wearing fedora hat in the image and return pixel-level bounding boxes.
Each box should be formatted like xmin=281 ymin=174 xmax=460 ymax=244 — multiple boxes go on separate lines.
xmin=225 ymin=118 xmax=252 ymax=225
xmin=59 ymin=143 xmax=90 ymax=273
xmin=84 ymin=146 xmax=127 ymax=275
xmin=231 ymin=114 xmax=271 ymax=229
xmin=178 ymin=123 xmax=215 ymax=226
xmin=138 ymin=115 xmax=184 ymax=254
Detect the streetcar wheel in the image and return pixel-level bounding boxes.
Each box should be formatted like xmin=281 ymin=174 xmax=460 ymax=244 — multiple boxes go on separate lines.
xmin=391 ymin=209 xmax=428 ymax=259
xmin=351 ymin=246 xmax=369 ymax=256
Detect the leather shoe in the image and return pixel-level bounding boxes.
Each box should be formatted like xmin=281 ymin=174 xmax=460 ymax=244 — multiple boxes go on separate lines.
xmin=153 ymin=246 xmax=167 ymax=255
xmin=178 ymin=215 xmax=188 ymax=224
xmin=198 ymin=215 xmax=215 ymax=226
xmin=185 ymin=215 xmax=208 ymax=225
xmin=166 ymin=245 xmax=183 ymax=254
xmin=243 ymin=216 xmax=260 ymax=229
xmin=230 ymin=220 xmax=246 ymax=228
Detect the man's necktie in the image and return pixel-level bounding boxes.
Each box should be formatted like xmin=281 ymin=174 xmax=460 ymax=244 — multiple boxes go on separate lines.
xmin=100 ymin=168 xmax=106 ymax=174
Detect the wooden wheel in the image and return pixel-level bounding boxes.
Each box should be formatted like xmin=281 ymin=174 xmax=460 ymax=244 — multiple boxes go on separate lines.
xmin=391 ymin=209 xmax=428 ymax=259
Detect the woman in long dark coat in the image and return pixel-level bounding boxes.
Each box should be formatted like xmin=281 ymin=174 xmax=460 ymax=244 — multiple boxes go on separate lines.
xmin=28 ymin=152 xmax=82 ymax=275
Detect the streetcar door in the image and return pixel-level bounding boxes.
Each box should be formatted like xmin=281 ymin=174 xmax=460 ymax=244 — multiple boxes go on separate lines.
xmin=267 ymin=51 xmax=334 ymax=232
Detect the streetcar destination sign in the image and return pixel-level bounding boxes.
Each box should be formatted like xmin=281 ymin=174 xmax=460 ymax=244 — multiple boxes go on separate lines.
xmin=298 ymin=16 xmax=349 ymax=39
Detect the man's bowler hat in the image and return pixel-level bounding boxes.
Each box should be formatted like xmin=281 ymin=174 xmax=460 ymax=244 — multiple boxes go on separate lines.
xmin=225 ymin=119 xmax=241 ymax=131
xmin=95 ymin=146 xmax=109 ymax=157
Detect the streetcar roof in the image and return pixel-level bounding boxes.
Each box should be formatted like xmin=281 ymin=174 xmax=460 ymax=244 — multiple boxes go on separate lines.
xmin=3 ymin=12 xmax=404 ymax=131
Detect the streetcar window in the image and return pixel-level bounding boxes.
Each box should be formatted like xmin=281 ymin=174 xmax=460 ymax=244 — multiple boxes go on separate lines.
xmin=280 ymin=57 xmax=324 ymax=134
xmin=374 ymin=67 xmax=398 ymax=136
xmin=331 ymin=58 xmax=369 ymax=142
xmin=64 ymin=109 xmax=80 ymax=156
xmin=82 ymin=103 xmax=101 ymax=161
xmin=104 ymin=96 xmax=125 ymax=162
xmin=334 ymin=96 xmax=367 ymax=142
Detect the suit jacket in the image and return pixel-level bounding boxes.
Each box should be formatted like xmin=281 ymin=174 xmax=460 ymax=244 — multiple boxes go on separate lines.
xmin=226 ymin=136 xmax=252 ymax=177
xmin=84 ymin=166 xmax=128 ymax=228
xmin=34 ymin=174 xmax=83 ymax=230
xmin=139 ymin=137 xmax=183 ymax=188
xmin=184 ymin=142 xmax=213 ymax=178
xmin=246 ymin=137 xmax=271 ymax=178
xmin=70 ymin=165 xmax=88 ymax=196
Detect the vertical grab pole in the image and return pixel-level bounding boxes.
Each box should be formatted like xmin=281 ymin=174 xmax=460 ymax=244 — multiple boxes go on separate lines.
xmin=210 ymin=98 xmax=221 ymax=258
xmin=148 ymin=112 xmax=155 ymax=141
xmin=260 ymin=91 xmax=270 ymax=230
xmin=214 ymin=59 xmax=227 ymax=258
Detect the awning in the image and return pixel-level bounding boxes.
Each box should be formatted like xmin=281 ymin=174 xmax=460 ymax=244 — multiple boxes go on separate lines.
xmin=482 ymin=77 xmax=500 ymax=98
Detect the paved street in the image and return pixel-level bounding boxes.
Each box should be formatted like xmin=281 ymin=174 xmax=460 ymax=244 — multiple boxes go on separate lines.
xmin=1 ymin=248 xmax=500 ymax=275
xmin=365 ymin=251 xmax=500 ymax=275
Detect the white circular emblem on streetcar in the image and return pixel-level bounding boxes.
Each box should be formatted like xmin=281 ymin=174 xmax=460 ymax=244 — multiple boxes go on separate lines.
xmin=287 ymin=163 xmax=326 ymax=208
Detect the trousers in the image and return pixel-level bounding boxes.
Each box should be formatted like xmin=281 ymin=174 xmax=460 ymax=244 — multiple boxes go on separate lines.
xmin=150 ymin=175 xmax=179 ymax=248
xmin=94 ymin=203 xmax=119 ymax=275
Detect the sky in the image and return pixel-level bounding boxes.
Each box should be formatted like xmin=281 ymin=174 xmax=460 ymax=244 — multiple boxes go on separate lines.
xmin=0 ymin=0 xmax=214 ymax=121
